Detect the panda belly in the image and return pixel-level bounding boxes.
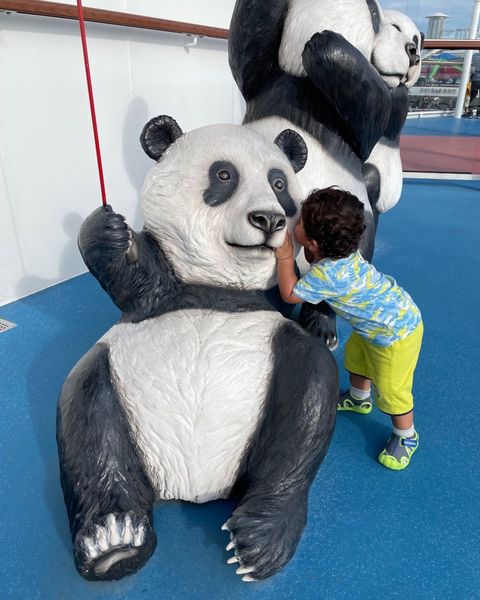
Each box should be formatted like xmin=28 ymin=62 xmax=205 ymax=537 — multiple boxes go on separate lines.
xmin=247 ymin=117 xmax=371 ymax=211
xmin=102 ymin=309 xmax=283 ymax=503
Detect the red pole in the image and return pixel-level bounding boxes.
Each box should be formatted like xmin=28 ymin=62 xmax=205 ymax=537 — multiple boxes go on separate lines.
xmin=76 ymin=0 xmax=107 ymax=205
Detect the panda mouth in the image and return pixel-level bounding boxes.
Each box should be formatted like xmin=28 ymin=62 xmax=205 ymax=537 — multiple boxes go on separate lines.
xmin=378 ymin=70 xmax=405 ymax=79
xmin=372 ymin=59 xmax=406 ymax=80
xmin=226 ymin=242 xmax=274 ymax=251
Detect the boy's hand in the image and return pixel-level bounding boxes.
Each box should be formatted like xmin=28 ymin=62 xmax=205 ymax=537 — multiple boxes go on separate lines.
xmin=275 ymin=231 xmax=294 ymax=261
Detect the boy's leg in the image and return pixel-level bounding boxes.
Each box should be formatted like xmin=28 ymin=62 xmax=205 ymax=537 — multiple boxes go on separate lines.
xmin=338 ymin=333 xmax=373 ymax=414
xmin=378 ymin=410 xmax=419 ymax=471
xmin=392 ymin=411 xmax=414 ymax=431
xmin=376 ymin=323 xmax=423 ymax=470
xmin=351 ymin=373 xmax=371 ymax=393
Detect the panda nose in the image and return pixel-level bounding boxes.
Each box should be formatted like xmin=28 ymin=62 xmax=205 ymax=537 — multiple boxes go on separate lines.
xmin=406 ymin=43 xmax=420 ymax=66
xmin=248 ymin=211 xmax=286 ymax=236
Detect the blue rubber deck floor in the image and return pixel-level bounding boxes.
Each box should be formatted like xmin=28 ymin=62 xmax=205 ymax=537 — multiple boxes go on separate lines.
xmin=403 ymin=115 xmax=480 ymax=137
xmin=1 ymin=179 xmax=479 ymax=600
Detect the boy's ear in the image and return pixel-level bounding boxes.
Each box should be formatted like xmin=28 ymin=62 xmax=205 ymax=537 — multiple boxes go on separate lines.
xmin=307 ymin=238 xmax=320 ymax=255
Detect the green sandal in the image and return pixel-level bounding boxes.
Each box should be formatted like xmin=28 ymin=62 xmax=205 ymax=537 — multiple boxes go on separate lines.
xmin=336 ymin=391 xmax=372 ymax=415
xmin=378 ymin=431 xmax=419 ymax=470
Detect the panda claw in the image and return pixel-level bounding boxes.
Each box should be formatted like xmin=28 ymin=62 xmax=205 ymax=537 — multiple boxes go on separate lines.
xmin=83 ymin=536 xmax=99 ymax=559
xmin=236 ymin=565 xmax=255 ymax=575
xmin=221 ymin=522 xmax=230 ymax=531
xmin=227 ymin=556 xmax=239 ymax=564
xmin=242 ymin=575 xmax=255 ymax=582
xmin=329 ymin=337 xmax=339 ymax=352
xmin=226 ymin=541 xmax=235 ymax=551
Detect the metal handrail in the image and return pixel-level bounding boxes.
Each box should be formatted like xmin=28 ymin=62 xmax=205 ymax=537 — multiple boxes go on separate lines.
xmin=0 ymin=0 xmax=229 ymax=39
xmin=1 ymin=0 xmax=480 ymax=50
xmin=423 ymin=39 xmax=480 ymax=49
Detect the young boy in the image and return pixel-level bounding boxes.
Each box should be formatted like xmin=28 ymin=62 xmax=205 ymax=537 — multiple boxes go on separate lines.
xmin=276 ymin=187 xmax=423 ymax=470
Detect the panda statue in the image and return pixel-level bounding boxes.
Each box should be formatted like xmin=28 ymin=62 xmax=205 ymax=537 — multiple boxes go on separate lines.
xmin=228 ymin=0 xmax=420 ymax=346
xmin=57 ymin=115 xmax=338 ymax=583
xmin=363 ymin=10 xmax=423 ymax=224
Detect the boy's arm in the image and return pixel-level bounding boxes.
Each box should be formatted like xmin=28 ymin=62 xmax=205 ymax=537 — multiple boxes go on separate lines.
xmin=275 ymin=232 xmax=304 ymax=304
xmin=277 ymin=257 xmax=304 ymax=304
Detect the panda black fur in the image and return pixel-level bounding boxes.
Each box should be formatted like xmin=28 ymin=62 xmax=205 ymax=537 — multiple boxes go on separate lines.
xmin=228 ymin=0 xmax=421 ymax=344
xmin=364 ymin=10 xmax=423 ymax=223
xmin=57 ymin=116 xmax=338 ymax=582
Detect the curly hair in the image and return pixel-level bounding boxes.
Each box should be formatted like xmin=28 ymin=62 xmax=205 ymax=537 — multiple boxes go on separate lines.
xmin=301 ymin=187 xmax=365 ymax=260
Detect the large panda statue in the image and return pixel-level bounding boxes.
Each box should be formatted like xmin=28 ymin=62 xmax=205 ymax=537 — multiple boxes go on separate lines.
xmin=57 ymin=115 xmax=338 ymax=583
xmin=228 ymin=0 xmax=420 ymax=346
xmin=363 ymin=10 xmax=423 ymax=223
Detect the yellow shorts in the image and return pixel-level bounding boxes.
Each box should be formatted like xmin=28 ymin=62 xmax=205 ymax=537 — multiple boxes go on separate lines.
xmin=344 ymin=321 xmax=423 ymax=415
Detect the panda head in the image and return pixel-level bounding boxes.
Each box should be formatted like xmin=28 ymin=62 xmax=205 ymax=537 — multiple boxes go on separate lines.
xmin=279 ymin=0 xmax=384 ymax=76
xmin=140 ymin=116 xmax=307 ymax=290
xmin=372 ymin=10 xmax=423 ymax=89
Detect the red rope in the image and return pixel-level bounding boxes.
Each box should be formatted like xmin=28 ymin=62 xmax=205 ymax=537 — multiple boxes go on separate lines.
xmin=77 ymin=0 xmax=107 ymax=206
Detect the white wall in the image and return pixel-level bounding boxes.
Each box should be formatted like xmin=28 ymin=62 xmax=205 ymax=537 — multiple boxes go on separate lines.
xmin=0 ymin=0 xmax=242 ymax=306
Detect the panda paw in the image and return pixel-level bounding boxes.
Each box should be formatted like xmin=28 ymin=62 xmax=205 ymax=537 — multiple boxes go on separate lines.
xmin=78 ymin=205 xmax=133 ymax=264
xmin=74 ymin=511 xmax=156 ymax=581
xmin=299 ymin=302 xmax=338 ymax=350
xmin=222 ymin=493 xmax=307 ymax=581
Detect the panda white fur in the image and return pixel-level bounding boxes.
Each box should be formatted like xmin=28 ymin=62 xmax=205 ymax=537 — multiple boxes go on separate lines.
xmin=229 ymin=0 xmax=420 ymax=345
xmin=364 ymin=10 xmax=423 ymax=216
xmin=57 ymin=116 xmax=338 ymax=583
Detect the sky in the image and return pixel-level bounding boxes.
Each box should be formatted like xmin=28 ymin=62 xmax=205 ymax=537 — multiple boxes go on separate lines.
xmin=381 ymin=0 xmax=478 ymax=34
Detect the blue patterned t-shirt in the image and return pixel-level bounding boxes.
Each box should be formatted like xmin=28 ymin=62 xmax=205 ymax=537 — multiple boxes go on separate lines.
xmin=293 ymin=251 xmax=421 ymax=346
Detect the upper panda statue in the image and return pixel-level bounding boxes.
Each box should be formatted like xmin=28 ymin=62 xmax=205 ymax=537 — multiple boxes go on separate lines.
xmin=363 ymin=9 xmax=423 ymax=224
xmin=228 ymin=0 xmax=420 ymax=344
xmin=57 ymin=116 xmax=338 ymax=582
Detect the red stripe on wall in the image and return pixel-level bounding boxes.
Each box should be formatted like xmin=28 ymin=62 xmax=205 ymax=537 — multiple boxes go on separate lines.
xmin=400 ymin=135 xmax=480 ymax=174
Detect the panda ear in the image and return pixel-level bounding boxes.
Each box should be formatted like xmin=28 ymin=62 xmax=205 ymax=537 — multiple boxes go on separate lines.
xmin=274 ymin=129 xmax=308 ymax=174
xmin=140 ymin=115 xmax=183 ymax=161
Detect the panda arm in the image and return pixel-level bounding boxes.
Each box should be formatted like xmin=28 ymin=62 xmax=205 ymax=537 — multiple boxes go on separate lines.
xmin=302 ymin=30 xmax=392 ymax=161
xmin=228 ymin=0 xmax=288 ymax=101
xmin=383 ymin=84 xmax=409 ymax=141
xmin=78 ymin=206 xmax=177 ymax=314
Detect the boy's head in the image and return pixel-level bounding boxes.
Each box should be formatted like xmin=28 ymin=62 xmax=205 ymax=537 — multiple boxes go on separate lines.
xmin=297 ymin=187 xmax=365 ymax=260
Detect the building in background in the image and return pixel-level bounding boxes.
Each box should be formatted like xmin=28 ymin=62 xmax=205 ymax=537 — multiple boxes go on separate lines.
xmin=426 ymin=13 xmax=450 ymax=39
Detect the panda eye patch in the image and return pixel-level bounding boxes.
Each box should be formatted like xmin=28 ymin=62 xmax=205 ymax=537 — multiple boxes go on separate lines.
xmin=204 ymin=161 xmax=239 ymax=207
xmin=217 ymin=169 xmax=231 ymax=181
xmin=268 ymin=168 xmax=297 ymax=217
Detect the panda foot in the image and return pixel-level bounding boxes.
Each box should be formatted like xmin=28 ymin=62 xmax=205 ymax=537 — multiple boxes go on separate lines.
xmin=74 ymin=512 xmax=157 ymax=581
xmin=222 ymin=492 xmax=307 ymax=581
